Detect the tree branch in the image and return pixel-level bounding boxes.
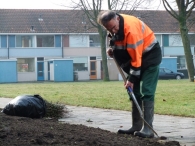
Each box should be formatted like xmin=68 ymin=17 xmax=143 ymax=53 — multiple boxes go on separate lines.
xmin=162 ymin=0 xmax=179 ymax=20
xmin=186 ymin=1 xmax=195 ymax=18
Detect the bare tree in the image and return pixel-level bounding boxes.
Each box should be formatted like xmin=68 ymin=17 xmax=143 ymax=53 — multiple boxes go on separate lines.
xmin=162 ymin=0 xmax=195 ymax=82
xmin=75 ymin=0 xmax=109 ymax=81
xmin=62 ymin=0 xmax=155 ymax=81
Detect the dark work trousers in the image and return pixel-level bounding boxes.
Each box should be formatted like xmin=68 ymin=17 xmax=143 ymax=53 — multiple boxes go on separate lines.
xmin=133 ymin=65 xmax=160 ymax=102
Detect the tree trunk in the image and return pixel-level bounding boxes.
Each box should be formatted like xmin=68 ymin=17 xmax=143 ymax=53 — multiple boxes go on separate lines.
xmin=98 ymin=26 xmax=110 ymax=81
xmin=179 ymin=22 xmax=195 ymax=81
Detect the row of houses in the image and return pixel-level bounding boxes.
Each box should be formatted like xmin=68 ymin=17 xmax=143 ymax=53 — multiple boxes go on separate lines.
xmin=0 ymin=9 xmax=195 ymax=83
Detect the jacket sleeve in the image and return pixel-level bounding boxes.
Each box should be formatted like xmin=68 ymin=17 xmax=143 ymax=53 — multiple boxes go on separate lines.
xmin=126 ymin=33 xmax=143 ymax=83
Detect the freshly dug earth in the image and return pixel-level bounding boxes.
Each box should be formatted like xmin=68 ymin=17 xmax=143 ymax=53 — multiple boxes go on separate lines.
xmin=0 ymin=109 xmax=180 ymax=146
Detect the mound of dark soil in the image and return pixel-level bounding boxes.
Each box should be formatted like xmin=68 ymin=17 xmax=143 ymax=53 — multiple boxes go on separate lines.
xmin=0 ymin=111 xmax=180 ymax=146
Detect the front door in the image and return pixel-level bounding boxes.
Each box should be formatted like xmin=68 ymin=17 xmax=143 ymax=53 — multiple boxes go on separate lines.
xmin=90 ymin=61 xmax=97 ymax=80
xmin=37 ymin=62 xmax=44 ymax=81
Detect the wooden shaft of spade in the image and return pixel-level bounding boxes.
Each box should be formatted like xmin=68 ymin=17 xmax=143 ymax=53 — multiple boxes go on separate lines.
xmin=112 ymin=56 xmax=159 ymax=138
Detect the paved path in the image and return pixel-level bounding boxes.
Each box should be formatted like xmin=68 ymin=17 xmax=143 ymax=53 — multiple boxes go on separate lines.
xmin=1 ymin=98 xmax=195 ymax=146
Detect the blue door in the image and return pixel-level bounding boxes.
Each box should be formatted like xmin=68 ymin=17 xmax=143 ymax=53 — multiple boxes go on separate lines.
xmin=37 ymin=62 xmax=44 ymax=81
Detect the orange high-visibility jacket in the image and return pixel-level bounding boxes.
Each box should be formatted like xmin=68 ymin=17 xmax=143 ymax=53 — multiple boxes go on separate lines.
xmin=111 ymin=14 xmax=161 ymax=82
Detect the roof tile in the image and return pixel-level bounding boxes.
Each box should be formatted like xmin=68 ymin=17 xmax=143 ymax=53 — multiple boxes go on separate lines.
xmin=0 ymin=9 xmax=194 ymax=33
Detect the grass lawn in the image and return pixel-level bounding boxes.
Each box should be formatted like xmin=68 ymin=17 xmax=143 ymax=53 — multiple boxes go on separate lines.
xmin=0 ymin=79 xmax=194 ymax=117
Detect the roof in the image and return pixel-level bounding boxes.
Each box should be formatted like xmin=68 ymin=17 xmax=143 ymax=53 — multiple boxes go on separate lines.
xmin=0 ymin=9 xmax=194 ymax=34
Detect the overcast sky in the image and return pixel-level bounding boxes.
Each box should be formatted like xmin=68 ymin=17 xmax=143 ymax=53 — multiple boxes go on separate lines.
xmin=0 ymin=0 xmax=66 ymax=9
xmin=0 ymin=0 xmax=166 ymax=10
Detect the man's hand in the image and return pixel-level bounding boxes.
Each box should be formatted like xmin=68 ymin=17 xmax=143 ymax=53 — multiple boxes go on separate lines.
xmin=124 ymin=80 xmax=134 ymax=90
xmin=107 ymin=48 xmax=113 ymax=58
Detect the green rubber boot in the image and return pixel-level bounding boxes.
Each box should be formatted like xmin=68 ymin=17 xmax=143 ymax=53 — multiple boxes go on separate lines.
xmin=134 ymin=101 xmax=154 ymax=138
xmin=118 ymin=99 xmax=143 ymax=135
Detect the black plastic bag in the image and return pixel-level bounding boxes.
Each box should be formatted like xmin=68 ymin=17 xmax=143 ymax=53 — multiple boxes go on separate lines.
xmin=2 ymin=94 xmax=46 ymax=118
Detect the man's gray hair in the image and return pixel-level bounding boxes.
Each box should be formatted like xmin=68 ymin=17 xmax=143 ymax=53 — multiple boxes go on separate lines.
xmin=97 ymin=10 xmax=116 ymax=26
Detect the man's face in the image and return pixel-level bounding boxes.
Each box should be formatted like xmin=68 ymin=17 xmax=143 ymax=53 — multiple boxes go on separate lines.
xmin=104 ymin=16 xmax=120 ymax=35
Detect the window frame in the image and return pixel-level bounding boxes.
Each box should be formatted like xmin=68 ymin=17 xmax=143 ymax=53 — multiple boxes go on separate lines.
xmin=36 ymin=35 xmax=55 ymax=47
xmin=15 ymin=35 xmax=34 ymax=48
xmin=17 ymin=58 xmax=35 ymax=72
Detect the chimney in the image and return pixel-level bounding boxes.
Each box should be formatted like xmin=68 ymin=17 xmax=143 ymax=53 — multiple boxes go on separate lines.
xmin=38 ymin=15 xmax=43 ymax=21
xmin=30 ymin=26 xmax=35 ymax=32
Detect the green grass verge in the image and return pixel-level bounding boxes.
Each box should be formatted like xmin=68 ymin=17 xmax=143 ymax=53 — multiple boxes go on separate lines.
xmin=0 ymin=79 xmax=194 ymax=117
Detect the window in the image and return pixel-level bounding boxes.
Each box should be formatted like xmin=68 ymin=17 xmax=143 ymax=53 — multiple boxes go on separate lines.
xmin=69 ymin=35 xmax=88 ymax=47
xmin=177 ymin=56 xmax=186 ymax=69
xmin=89 ymin=35 xmax=101 ymax=47
xmin=67 ymin=57 xmax=88 ymax=71
xmin=169 ymin=35 xmax=183 ymax=46
xmin=189 ymin=34 xmax=195 ymax=46
xmin=90 ymin=56 xmax=96 ymax=60
xmin=37 ymin=57 xmax=44 ymax=61
xmin=159 ymin=68 xmax=164 ymax=73
xmin=155 ymin=34 xmax=161 ymax=46
xmin=169 ymin=34 xmax=195 ymax=46
xmin=164 ymin=68 xmax=172 ymax=73
xmin=16 ymin=35 xmax=34 ymax=47
xmin=17 ymin=58 xmax=35 ymax=72
xmin=37 ymin=35 xmax=54 ymax=47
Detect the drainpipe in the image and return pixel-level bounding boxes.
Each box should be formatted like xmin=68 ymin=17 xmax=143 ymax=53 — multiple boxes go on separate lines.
xmin=61 ymin=34 xmax=64 ymax=58
xmin=7 ymin=35 xmax=9 ymax=59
